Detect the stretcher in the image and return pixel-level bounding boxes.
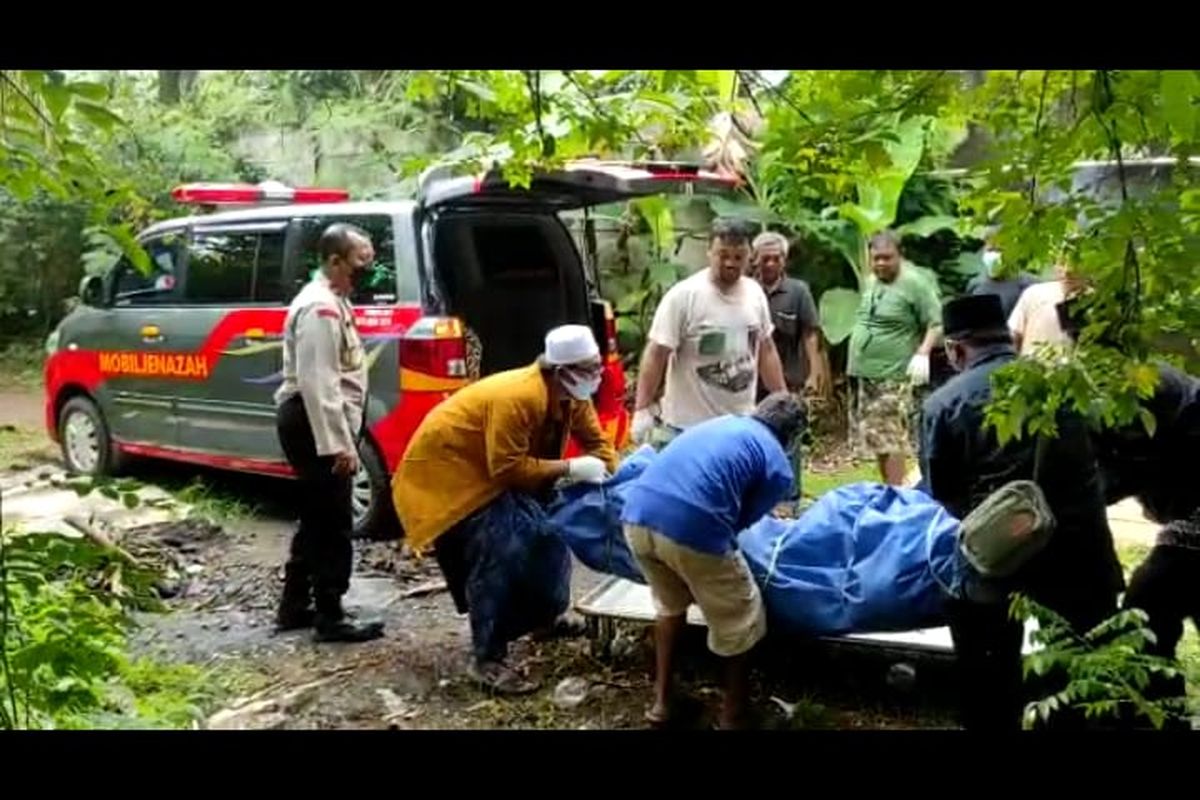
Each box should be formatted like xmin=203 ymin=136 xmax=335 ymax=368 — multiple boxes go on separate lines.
xmin=576 ymin=575 xmax=1040 ymax=662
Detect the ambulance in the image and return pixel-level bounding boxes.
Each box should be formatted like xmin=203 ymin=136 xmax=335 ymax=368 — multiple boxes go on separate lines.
xmin=44 ymin=161 xmax=734 ymax=538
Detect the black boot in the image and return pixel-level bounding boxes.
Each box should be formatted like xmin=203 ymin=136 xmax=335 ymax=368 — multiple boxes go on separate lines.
xmin=313 ymin=594 xmax=384 ymax=643
xmin=275 ymin=564 xmax=315 ymax=632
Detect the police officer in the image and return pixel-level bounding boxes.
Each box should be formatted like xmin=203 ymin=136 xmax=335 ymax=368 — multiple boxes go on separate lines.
xmin=920 ymin=294 xmax=1123 ymax=730
xmin=274 ymin=223 xmax=384 ymax=643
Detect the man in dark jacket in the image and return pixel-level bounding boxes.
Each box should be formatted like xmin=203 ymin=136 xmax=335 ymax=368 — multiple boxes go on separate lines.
xmin=1058 ymin=297 xmax=1200 ymax=725
xmin=920 ymin=294 xmax=1124 ymax=730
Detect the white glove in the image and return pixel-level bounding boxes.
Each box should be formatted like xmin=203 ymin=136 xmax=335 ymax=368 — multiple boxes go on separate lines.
xmin=566 ymin=455 xmax=609 ymax=485
xmin=631 ymin=408 xmax=657 ymax=445
xmin=907 ymin=354 xmax=931 ymax=386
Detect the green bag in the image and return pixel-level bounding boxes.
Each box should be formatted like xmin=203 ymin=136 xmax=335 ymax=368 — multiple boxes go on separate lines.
xmin=957 ymin=437 xmax=1056 ymax=578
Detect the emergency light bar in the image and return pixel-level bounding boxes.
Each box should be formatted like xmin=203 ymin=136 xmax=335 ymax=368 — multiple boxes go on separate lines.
xmin=171 ymin=181 xmax=350 ymax=206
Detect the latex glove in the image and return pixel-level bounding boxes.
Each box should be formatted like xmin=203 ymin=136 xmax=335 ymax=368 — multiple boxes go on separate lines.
xmin=631 ymin=408 xmax=657 ymax=445
xmin=566 ymin=455 xmax=609 ymax=485
xmin=907 ymin=354 xmax=931 ymax=386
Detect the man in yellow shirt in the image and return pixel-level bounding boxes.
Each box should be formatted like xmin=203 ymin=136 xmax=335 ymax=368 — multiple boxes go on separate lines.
xmin=392 ymin=324 xmax=620 ymax=693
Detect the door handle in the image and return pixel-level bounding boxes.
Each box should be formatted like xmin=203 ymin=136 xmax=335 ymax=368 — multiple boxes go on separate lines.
xmin=243 ymin=328 xmax=266 ymax=341
xmin=140 ymin=324 xmax=163 ymax=343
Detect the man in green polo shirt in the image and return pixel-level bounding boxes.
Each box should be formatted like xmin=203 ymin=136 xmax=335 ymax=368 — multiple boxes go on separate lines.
xmin=847 ymin=230 xmax=942 ymax=486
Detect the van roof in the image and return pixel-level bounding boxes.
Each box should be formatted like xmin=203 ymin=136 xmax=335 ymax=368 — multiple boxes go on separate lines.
xmin=139 ymin=200 xmax=417 ymax=239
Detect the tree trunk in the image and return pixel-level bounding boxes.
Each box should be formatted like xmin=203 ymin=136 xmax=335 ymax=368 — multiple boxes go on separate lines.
xmin=158 ymin=70 xmax=182 ymax=105
xmin=179 ymin=71 xmax=198 ymax=97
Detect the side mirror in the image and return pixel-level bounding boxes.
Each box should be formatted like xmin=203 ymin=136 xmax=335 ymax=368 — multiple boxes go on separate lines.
xmin=79 ymin=274 xmax=105 ymax=307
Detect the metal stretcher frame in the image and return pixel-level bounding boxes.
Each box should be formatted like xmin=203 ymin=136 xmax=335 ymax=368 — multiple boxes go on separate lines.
xmin=575 ymin=575 xmax=1040 ymax=661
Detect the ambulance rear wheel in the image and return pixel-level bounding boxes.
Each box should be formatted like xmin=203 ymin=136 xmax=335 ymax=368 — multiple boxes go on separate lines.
xmin=350 ymin=439 xmax=401 ymax=542
xmin=58 ymin=395 xmax=126 ymax=477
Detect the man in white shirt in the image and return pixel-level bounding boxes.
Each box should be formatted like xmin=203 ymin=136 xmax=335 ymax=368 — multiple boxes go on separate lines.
xmin=630 ymin=218 xmax=788 ymax=447
xmin=1008 ymin=264 xmax=1084 ymax=357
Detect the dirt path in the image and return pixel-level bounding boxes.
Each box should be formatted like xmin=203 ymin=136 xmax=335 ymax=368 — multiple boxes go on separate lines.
xmin=0 ymin=387 xmax=45 ymax=430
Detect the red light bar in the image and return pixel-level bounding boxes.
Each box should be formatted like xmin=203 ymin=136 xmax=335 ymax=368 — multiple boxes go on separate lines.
xmin=171 ymin=182 xmax=349 ymax=206
xmin=648 ymin=171 xmax=737 ymax=184
xmin=291 ymin=187 xmax=351 ymax=203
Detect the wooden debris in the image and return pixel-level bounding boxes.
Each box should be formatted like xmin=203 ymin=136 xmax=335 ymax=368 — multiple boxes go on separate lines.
xmin=401 ymin=580 xmax=447 ymax=599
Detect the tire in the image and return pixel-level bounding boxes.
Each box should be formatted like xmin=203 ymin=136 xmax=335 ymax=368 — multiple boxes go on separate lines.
xmin=350 ymin=439 xmax=401 ymax=541
xmin=58 ymin=395 xmax=126 ymax=477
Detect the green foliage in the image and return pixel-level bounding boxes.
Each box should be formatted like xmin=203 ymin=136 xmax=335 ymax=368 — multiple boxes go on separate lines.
xmin=0 ymin=520 xmax=227 ymax=729
xmin=817 ymin=288 xmax=861 ymax=346
xmin=983 ymin=347 xmax=1160 ymax=446
xmin=172 ymin=477 xmax=259 ymax=521
xmin=603 ymin=199 xmax=693 ymax=360
xmin=0 ymin=340 xmax=43 ymax=386
xmin=1010 ymin=593 xmax=1186 ymax=729
xmin=0 ymin=527 xmax=167 ymax=729
xmin=402 ymin=70 xmax=732 ymax=187
xmin=956 ymin=70 xmax=1200 ymax=439
xmin=745 ymin=72 xmax=973 ymax=347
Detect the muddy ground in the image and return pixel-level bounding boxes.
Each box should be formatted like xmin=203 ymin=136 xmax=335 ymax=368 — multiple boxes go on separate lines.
xmin=114 ymin=470 xmax=959 ymax=731
xmin=2 ymin=385 xmax=960 ymax=730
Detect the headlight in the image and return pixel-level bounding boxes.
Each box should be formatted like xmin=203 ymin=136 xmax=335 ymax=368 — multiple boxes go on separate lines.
xmin=46 ymin=329 xmax=60 ymax=355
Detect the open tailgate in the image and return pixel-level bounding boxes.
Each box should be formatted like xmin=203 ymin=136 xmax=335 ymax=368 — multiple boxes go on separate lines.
xmin=419 ymin=159 xmax=738 ymax=211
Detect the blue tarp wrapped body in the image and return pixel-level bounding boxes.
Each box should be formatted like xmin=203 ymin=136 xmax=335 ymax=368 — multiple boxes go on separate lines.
xmin=545 ymin=445 xmax=653 ymax=584
xmin=737 ymin=482 xmax=965 ymax=636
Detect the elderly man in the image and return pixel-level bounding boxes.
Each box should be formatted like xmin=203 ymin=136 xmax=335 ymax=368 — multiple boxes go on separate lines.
xmin=274 ymin=223 xmax=384 ymax=643
xmin=921 ymin=294 xmax=1123 ymax=730
xmin=750 ymin=231 xmax=824 ymax=397
xmin=847 ymin=230 xmax=942 ymax=485
xmin=392 ymin=324 xmax=619 ymax=693
xmin=623 ymin=392 xmax=805 ymax=730
xmin=750 ymin=230 xmax=822 ymax=507
xmin=631 ymin=217 xmax=787 ymax=449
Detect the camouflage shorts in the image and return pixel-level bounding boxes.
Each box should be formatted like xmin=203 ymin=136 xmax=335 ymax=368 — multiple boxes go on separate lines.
xmin=852 ymin=379 xmax=912 ymax=458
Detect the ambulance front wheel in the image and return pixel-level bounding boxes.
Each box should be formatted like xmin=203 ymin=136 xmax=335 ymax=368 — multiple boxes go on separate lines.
xmin=58 ymin=395 xmax=127 ymax=477
xmin=351 ymin=439 xmax=402 ymax=542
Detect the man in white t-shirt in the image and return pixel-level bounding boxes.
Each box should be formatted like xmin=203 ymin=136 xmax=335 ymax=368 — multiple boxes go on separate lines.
xmin=1007 ymin=264 xmax=1083 ymax=357
xmin=631 ymin=218 xmax=788 ymax=447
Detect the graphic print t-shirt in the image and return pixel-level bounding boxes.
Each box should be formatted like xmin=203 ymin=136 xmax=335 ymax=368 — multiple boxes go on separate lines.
xmin=648 ymin=270 xmax=774 ymax=429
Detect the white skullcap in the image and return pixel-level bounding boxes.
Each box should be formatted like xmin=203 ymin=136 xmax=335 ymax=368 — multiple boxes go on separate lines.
xmin=543 ymin=324 xmax=600 ymax=366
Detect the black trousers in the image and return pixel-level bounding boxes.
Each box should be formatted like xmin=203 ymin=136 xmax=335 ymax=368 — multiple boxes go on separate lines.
xmin=1122 ymin=543 xmax=1200 ymax=720
xmin=947 ymin=587 xmax=1117 ymax=731
xmin=276 ymin=394 xmax=353 ymax=614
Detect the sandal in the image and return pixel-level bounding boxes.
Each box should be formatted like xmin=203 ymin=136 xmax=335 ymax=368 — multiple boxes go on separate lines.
xmin=644 ymin=705 xmax=671 ymax=728
xmin=469 ymin=661 xmax=540 ymax=695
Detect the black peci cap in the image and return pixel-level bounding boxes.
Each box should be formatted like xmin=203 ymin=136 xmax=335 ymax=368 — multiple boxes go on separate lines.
xmin=942 ymin=294 xmax=1008 ymax=340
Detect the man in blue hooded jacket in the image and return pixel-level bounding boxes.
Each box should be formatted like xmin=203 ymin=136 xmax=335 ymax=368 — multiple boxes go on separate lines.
xmin=622 ymin=392 xmax=805 ymax=729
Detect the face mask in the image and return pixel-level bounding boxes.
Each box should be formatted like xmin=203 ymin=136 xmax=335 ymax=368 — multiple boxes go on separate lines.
xmin=563 ymin=375 xmax=601 ymax=400
xmin=982 ymin=249 xmax=1001 ymax=276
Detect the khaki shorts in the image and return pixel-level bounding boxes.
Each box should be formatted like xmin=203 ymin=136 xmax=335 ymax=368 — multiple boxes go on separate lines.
xmin=624 ymin=523 xmax=767 ymax=657
xmin=852 ymin=379 xmax=912 ymax=458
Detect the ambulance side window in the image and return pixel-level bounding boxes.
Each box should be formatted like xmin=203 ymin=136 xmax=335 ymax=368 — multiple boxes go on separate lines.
xmin=112 ymin=235 xmax=182 ymax=306
xmin=186 ymin=226 xmax=289 ymax=305
xmin=295 ymin=215 xmax=399 ymax=306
